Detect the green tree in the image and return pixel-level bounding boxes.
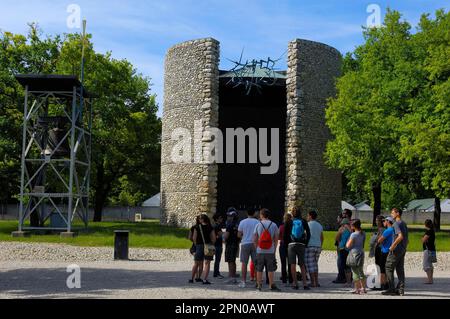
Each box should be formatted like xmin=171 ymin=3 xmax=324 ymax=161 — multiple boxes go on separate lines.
xmin=56 ymin=33 xmax=161 ymax=222
xmin=325 ymin=10 xmax=424 ymax=225
xmin=0 ymin=25 xmax=61 ymax=226
xmin=0 ymin=25 xmax=161 ymax=223
xmin=399 ymin=10 xmax=450 ymax=230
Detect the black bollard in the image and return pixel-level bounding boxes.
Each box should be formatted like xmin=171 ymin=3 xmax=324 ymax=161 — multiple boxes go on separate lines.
xmin=114 ymin=230 xmax=130 ymax=260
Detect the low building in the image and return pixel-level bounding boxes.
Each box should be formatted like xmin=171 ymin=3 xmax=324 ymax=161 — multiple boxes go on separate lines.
xmin=341 ymin=201 xmax=356 ymax=212
xmin=142 ymin=193 xmax=161 ymax=219
xmin=405 ymin=198 xmax=450 ymax=213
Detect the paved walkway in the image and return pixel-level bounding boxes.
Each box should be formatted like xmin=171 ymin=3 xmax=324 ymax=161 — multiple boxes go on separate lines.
xmin=1 ymin=259 xmax=449 ymax=299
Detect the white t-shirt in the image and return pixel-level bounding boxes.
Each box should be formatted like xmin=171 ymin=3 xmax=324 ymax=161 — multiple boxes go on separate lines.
xmin=238 ymin=217 xmax=259 ymax=245
xmin=307 ymin=220 xmax=323 ymax=248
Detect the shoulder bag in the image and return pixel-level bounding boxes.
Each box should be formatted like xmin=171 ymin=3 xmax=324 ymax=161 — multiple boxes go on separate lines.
xmin=199 ymin=224 xmax=216 ymax=257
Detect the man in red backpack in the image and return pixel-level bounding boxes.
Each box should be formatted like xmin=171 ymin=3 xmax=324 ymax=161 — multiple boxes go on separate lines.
xmin=253 ymin=208 xmax=281 ymax=292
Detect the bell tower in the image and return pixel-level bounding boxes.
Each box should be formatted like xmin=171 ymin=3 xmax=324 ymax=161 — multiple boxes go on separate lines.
xmin=12 ymin=74 xmax=93 ymax=237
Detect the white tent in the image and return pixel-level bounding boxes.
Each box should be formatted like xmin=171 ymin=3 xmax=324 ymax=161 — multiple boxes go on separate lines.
xmin=355 ymin=202 xmax=373 ymax=212
xmin=342 ymin=201 xmax=356 ymax=211
xmin=442 ymin=199 xmax=450 ymax=213
xmin=142 ymin=193 xmax=161 ymax=207
xmin=423 ymin=199 xmax=450 ymax=213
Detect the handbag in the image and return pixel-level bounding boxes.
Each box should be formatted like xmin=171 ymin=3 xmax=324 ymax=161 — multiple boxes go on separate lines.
xmin=346 ymin=250 xmax=364 ymax=267
xmin=199 ymin=224 xmax=216 ymax=257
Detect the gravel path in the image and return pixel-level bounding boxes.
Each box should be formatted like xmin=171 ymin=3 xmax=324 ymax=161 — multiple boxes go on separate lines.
xmin=1 ymin=242 xmax=449 ymax=299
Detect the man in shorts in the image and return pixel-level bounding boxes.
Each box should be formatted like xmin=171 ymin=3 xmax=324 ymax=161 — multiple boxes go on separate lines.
xmin=237 ymin=209 xmax=259 ymax=288
xmin=253 ymin=208 xmax=281 ymax=292
xmin=285 ymin=207 xmax=311 ymax=290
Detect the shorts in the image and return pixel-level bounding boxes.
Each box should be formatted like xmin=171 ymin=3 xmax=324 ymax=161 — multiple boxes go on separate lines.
xmin=255 ymin=253 xmax=277 ymax=272
xmin=288 ymin=243 xmax=306 ymax=266
xmin=225 ymin=243 xmax=239 ymax=263
xmin=305 ymin=247 xmax=322 ymax=273
xmin=423 ymin=250 xmax=434 ymax=272
xmin=194 ymin=244 xmax=214 ymax=262
xmin=339 ymin=249 xmax=351 ymax=273
xmin=240 ymin=243 xmax=257 ymax=264
xmin=379 ymin=252 xmax=389 ymax=274
xmin=352 ymin=265 xmax=366 ymax=281
xmin=374 ymin=246 xmax=383 ymax=268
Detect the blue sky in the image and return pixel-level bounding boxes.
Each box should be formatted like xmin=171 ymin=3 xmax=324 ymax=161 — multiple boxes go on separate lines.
xmin=1 ymin=0 xmax=449 ymax=116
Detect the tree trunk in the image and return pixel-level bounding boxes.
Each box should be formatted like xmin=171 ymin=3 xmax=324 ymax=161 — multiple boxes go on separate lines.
xmin=93 ymin=163 xmax=105 ymax=222
xmin=372 ymin=183 xmax=382 ymax=227
xmin=93 ymin=193 xmax=105 ymax=222
xmin=434 ymin=197 xmax=441 ymax=232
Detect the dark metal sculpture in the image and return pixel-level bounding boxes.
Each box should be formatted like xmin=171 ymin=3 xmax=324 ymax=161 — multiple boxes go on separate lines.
xmin=225 ymin=49 xmax=286 ymax=94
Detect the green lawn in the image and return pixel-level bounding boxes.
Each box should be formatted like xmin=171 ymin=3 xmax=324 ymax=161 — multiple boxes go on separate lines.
xmin=0 ymin=220 xmax=449 ymax=252
xmin=0 ymin=220 xmax=191 ymax=249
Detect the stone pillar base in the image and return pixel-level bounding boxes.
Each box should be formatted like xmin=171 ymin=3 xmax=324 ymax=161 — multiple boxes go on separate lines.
xmin=11 ymin=231 xmax=31 ymax=238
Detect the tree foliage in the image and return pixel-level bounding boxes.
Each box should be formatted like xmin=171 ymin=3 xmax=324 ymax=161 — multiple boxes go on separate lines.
xmin=0 ymin=25 xmax=161 ymax=221
xmin=326 ymin=9 xmax=450 ymax=222
xmin=0 ymin=25 xmax=61 ymax=203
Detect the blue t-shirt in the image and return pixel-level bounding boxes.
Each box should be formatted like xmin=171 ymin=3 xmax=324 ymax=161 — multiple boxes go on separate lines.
xmin=339 ymin=228 xmax=351 ymax=250
xmin=381 ymin=227 xmax=394 ymax=253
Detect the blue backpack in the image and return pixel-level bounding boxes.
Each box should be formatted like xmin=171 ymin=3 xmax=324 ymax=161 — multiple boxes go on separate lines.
xmin=291 ymin=219 xmax=305 ymax=242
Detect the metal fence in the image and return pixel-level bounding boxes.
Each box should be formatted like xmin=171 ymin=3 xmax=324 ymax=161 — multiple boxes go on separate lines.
xmin=1 ymin=204 xmax=160 ymax=222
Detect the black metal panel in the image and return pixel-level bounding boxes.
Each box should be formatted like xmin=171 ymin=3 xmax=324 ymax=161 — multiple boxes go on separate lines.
xmin=15 ymin=74 xmax=92 ymax=97
xmin=217 ymin=81 xmax=287 ymax=225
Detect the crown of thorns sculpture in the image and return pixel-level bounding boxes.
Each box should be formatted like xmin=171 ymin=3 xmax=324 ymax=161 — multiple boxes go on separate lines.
xmin=226 ymin=49 xmax=286 ymax=95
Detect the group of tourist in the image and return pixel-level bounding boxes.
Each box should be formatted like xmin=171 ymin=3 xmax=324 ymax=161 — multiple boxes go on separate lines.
xmin=188 ymin=206 xmax=437 ymax=296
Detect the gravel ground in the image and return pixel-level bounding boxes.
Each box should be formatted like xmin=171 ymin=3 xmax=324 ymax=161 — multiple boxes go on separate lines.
xmin=0 ymin=242 xmax=449 ymax=299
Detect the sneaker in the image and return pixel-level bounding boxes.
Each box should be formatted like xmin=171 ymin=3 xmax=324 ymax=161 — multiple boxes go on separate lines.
xmin=292 ymin=285 xmax=299 ymax=290
xmin=195 ymin=278 xmax=203 ymax=283
xmin=271 ymin=285 xmax=281 ymax=292
xmin=238 ymin=281 xmax=246 ymax=288
xmin=214 ymin=274 xmax=225 ymax=279
xmin=397 ymin=289 xmax=405 ymax=296
xmin=202 ymin=280 xmax=212 ymax=285
xmin=256 ymin=283 xmax=262 ymax=291
xmin=188 ymin=279 xmax=194 ymax=284
xmin=227 ymin=278 xmax=238 ymax=284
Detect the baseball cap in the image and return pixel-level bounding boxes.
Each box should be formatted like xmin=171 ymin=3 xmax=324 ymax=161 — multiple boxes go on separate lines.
xmin=227 ymin=207 xmax=238 ymax=217
xmin=385 ymin=216 xmax=395 ymax=223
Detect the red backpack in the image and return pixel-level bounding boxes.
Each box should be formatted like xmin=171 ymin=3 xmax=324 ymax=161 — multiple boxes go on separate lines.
xmin=258 ymin=222 xmax=273 ymax=250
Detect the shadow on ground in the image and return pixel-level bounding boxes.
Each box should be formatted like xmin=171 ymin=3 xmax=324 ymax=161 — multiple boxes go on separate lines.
xmin=1 ymin=267 xmax=449 ymax=299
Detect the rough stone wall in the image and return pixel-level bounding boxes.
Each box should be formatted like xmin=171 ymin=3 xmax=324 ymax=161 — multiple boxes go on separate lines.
xmin=161 ymin=38 xmax=220 ymax=228
xmin=285 ymin=39 xmax=342 ymax=230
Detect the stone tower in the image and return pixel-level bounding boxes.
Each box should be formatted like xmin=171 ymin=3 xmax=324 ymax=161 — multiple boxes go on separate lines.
xmin=161 ymin=38 xmax=342 ymax=230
